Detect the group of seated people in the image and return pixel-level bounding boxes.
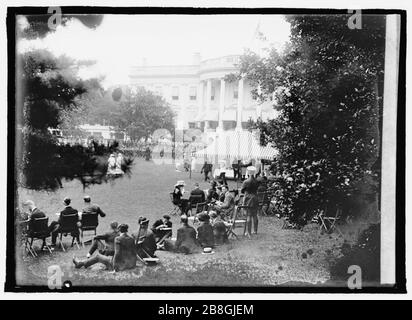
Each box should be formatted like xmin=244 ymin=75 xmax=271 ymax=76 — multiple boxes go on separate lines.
xmin=72 ymin=209 xmax=229 ymax=272
xmin=20 ymin=195 xmax=106 ymax=249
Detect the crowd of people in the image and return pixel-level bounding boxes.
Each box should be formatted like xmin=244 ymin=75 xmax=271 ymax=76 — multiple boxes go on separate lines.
xmin=19 ymin=165 xmax=270 ymax=274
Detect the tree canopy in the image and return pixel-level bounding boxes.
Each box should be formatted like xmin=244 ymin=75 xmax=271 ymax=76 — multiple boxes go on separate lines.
xmin=239 ymin=14 xmax=384 ymax=223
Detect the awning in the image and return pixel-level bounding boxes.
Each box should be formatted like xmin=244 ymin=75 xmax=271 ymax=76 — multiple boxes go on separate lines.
xmin=195 ymin=130 xmax=277 ymax=161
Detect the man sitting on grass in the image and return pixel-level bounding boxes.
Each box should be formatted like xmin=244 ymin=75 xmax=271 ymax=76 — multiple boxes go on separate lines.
xmin=151 ymin=214 xmax=172 ymax=243
xmin=164 ymin=215 xmax=199 ymax=254
xmin=86 ymin=221 xmax=119 ymax=258
xmin=73 ymin=223 xmax=137 ymax=272
xmin=196 ymin=212 xmax=215 ymax=248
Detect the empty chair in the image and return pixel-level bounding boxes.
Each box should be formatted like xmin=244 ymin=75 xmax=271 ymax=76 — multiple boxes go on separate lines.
xmin=226 ymin=205 xmax=248 ymax=239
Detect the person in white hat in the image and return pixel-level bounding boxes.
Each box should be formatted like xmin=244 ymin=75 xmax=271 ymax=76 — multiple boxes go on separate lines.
xmin=240 ymin=166 xmax=259 ymax=238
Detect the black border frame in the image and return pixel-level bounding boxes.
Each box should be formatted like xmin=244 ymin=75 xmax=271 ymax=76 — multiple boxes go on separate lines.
xmin=5 ymin=6 xmax=407 ymax=293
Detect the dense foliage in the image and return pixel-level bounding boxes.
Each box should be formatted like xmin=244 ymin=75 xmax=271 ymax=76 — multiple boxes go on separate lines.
xmin=240 ymin=15 xmax=384 ymax=223
xmin=16 ymin=14 xmax=133 ymax=191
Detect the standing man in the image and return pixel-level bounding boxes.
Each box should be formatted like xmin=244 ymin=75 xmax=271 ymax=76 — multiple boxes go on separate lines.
xmin=240 ymin=166 xmax=259 ymax=238
xmin=200 ymin=160 xmax=211 ymax=181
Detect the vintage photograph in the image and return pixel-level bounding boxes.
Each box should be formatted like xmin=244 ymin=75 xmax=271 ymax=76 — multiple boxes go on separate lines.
xmin=7 ymin=7 xmax=405 ymax=291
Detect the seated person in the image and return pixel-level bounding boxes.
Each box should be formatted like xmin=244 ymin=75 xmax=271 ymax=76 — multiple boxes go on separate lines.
xmin=214 ymin=185 xmax=235 ymax=220
xmin=189 ymin=182 xmax=206 ymax=207
xmin=50 ymin=197 xmax=80 ymax=246
xmin=73 ymin=224 xmax=137 ymax=272
xmin=86 ymin=221 xmax=119 ymax=258
xmin=209 ymin=211 xmax=229 ymax=245
xmin=256 ymin=176 xmax=268 ymax=193
xmin=173 ymin=180 xmax=190 ymax=215
xmin=196 ymin=212 xmax=215 ymax=248
xmin=133 ymin=217 xmax=157 ymax=258
xmin=206 ymin=180 xmax=219 ymax=204
xmin=22 ymin=200 xmax=60 ymax=248
xmin=164 ymin=215 xmax=200 ymax=254
xmin=81 ymin=195 xmax=106 ymax=219
xmin=151 ymin=214 xmax=172 ymax=242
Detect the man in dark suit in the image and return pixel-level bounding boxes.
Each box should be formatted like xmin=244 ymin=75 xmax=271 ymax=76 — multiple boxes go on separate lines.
xmin=196 ymin=213 xmax=214 ymax=248
xmin=50 ymin=197 xmax=80 ymax=245
xmin=86 ymin=221 xmax=119 ymax=258
xmin=151 ymin=215 xmax=172 ymax=242
xmin=164 ymin=215 xmax=199 ymax=254
xmin=241 ymin=167 xmax=260 ymax=238
xmin=73 ymin=224 xmax=137 ymax=272
xmin=81 ymin=195 xmax=106 ymax=218
xmin=189 ymin=182 xmax=205 ymax=209
xmin=22 ymin=200 xmax=59 ymax=248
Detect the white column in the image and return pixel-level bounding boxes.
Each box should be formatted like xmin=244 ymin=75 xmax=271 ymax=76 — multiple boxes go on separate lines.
xmin=205 ymin=79 xmax=212 ymax=129
xmin=236 ymin=77 xmax=244 ymax=130
xmin=180 ymin=85 xmax=188 ymax=130
xmin=218 ymin=78 xmax=226 ymax=131
xmin=381 ymin=14 xmax=400 ymax=286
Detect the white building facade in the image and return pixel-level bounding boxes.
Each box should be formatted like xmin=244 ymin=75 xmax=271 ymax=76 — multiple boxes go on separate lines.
xmin=129 ymin=54 xmax=275 ymax=136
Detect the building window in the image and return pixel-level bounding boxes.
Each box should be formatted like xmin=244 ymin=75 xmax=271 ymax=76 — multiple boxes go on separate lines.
xmin=211 ymin=86 xmax=215 ymax=101
xmin=188 ymin=122 xmax=196 ymax=129
xmin=172 ymin=86 xmax=179 ymax=100
xmin=234 ymin=89 xmax=238 ymax=99
xmin=155 ymin=86 xmax=163 ymax=96
xmin=189 ymin=86 xmax=197 ymax=100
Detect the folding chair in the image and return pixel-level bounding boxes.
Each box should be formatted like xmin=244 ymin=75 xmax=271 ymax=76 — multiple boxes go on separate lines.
xmin=319 ymin=207 xmax=343 ymax=236
xmin=27 ymin=217 xmax=53 ymax=255
xmin=136 ymin=223 xmax=160 ymax=265
xmin=257 ymin=191 xmax=270 ymax=216
xmin=80 ymin=213 xmax=98 ymax=247
xmin=226 ymin=205 xmax=248 ymax=239
xmin=19 ymin=220 xmax=37 ymax=257
xmin=187 ymin=194 xmax=204 ymax=216
xmin=58 ymin=213 xmax=81 ymax=251
xmin=168 ymin=192 xmax=181 ymax=216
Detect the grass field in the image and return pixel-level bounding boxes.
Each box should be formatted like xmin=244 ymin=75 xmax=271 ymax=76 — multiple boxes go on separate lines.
xmin=16 ymin=159 xmax=345 ymax=288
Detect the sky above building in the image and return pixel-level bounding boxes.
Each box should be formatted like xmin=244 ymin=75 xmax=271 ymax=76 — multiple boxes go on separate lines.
xmin=18 ymin=14 xmax=291 ymax=88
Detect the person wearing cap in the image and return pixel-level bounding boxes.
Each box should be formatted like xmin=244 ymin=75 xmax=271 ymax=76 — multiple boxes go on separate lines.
xmin=209 ymin=211 xmax=229 ymax=245
xmin=86 ymin=221 xmax=119 ymax=258
xmin=81 ymin=195 xmax=106 ymax=221
xmin=151 ymin=215 xmax=173 ymax=242
xmin=73 ymin=223 xmax=137 ymax=271
xmin=134 ymin=217 xmax=157 ymax=258
xmin=164 ymin=215 xmax=199 ymax=254
xmin=241 ymin=166 xmax=260 ymax=238
xmin=196 ymin=212 xmax=215 ymax=248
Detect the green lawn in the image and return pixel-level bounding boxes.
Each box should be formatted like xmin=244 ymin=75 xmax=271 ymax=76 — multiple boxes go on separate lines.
xmin=16 ymin=159 xmax=344 ymax=288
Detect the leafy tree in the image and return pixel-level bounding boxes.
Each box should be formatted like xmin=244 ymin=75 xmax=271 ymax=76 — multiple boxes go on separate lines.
xmin=15 ymin=14 xmax=132 ymax=192
xmin=239 ymin=15 xmax=384 ymax=223
xmin=113 ymin=87 xmax=175 ymax=142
